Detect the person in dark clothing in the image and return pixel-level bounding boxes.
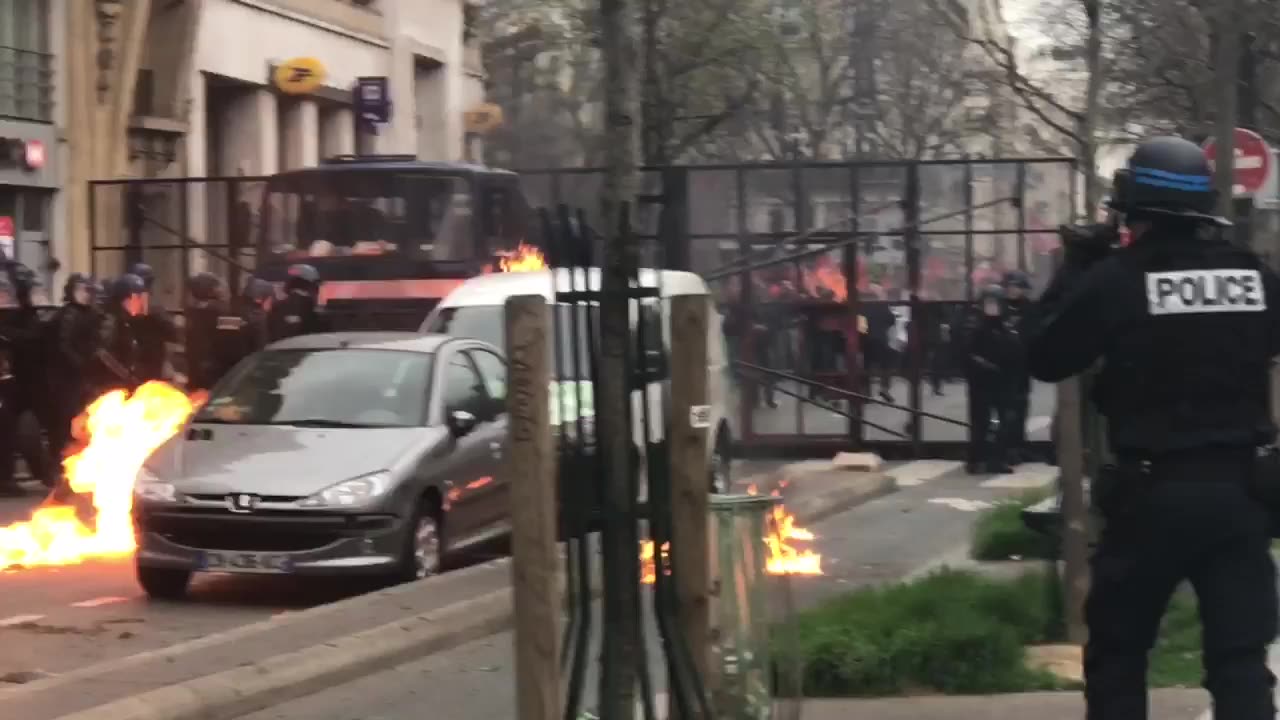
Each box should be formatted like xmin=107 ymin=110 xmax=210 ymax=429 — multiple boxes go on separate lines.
xmin=4 ymin=263 xmax=57 ymax=488
xmin=48 ymin=273 xmax=102 ymax=465
xmin=128 ymin=262 xmax=177 ymax=383
xmin=1026 ymin=136 xmax=1279 ymax=720
xmin=1001 ymin=270 xmax=1034 ymax=464
xmin=97 ymin=274 xmax=147 ymax=393
xmin=183 ymin=272 xmax=226 ymax=393
xmin=861 ymin=294 xmax=897 ymax=403
xmin=268 ymin=264 xmax=330 ymax=341
xmin=963 ymin=284 xmax=1016 ymax=475
xmin=210 ymin=277 xmax=275 ymax=384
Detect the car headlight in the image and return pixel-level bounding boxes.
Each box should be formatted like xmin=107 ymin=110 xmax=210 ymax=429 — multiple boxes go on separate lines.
xmin=133 ymin=467 xmax=178 ymax=503
xmin=298 ymin=471 xmax=392 ymax=508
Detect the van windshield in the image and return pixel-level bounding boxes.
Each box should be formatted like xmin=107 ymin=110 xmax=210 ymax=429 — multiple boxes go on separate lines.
xmin=424 ymin=304 xmax=595 ymax=379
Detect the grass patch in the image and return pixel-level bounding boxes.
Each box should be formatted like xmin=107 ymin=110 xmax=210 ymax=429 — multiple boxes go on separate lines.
xmin=970 ymin=489 xmax=1057 ymax=561
xmin=773 ymin=568 xmax=1204 ymax=697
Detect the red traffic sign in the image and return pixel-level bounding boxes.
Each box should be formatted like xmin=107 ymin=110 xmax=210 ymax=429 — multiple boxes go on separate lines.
xmin=0 ymin=217 xmax=11 ymax=238
xmin=1204 ymin=128 xmax=1272 ymax=196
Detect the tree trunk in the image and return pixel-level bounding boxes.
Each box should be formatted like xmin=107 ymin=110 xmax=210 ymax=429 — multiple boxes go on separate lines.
xmin=597 ymin=0 xmax=643 ymax=718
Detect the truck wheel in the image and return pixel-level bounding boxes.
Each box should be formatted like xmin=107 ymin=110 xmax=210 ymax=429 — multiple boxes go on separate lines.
xmin=136 ymin=564 xmax=191 ymax=600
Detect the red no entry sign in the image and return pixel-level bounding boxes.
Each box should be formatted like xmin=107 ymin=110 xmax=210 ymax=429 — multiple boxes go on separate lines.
xmin=1204 ymin=128 xmax=1272 ymax=196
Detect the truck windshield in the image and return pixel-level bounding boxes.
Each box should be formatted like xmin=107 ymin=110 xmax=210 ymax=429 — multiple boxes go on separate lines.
xmin=260 ymin=172 xmax=473 ymax=262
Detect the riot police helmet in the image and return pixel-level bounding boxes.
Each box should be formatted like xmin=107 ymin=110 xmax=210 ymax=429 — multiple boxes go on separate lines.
xmin=111 ymin=273 xmax=148 ymax=302
xmin=129 ymin=263 xmax=156 ymax=290
xmin=64 ymin=272 xmax=94 ymax=303
xmin=188 ymin=272 xmax=223 ymax=302
xmin=241 ymin=277 xmax=275 ymax=304
xmin=1002 ymin=270 xmax=1031 ymax=290
xmin=1113 ymin=136 xmax=1226 ymax=224
xmin=284 ymin=263 xmax=321 ymax=294
xmin=978 ymin=284 xmax=1005 ymax=302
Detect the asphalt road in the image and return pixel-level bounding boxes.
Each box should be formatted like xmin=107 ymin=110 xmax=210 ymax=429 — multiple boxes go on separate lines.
xmin=233 ymin=460 xmax=1060 ymax=720
xmin=0 ymin=459 xmax=791 ymax=683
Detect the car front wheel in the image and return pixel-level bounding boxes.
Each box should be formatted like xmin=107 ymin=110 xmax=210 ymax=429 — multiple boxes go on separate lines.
xmin=137 ymin=564 xmax=192 ymax=600
xmin=394 ymin=498 xmax=446 ymax=584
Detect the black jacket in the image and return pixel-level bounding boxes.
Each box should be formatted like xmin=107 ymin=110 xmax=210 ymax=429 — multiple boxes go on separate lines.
xmin=963 ymin=310 xmax=1018 ymax=387
xmin=1026 ymin=227 xmax=1280 ymax=454
xmin=268 ymin=292 xmax=330 ymax=341
xmin=52 ymin=303 xmax=101 ymax=381
xmin=134 ymin=306 xmax=178 ymax=383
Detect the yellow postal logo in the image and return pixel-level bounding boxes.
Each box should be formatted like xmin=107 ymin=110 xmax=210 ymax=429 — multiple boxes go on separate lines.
xmin=273 ymin=58 xmax=326 ymax=95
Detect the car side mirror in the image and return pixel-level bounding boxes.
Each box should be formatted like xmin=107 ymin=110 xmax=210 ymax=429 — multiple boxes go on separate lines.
xmin=447 ymin=409 xmax=478 ymax=438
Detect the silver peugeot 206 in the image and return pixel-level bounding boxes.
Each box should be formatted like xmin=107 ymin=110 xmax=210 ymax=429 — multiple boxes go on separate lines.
xmin=131 ymin=332 xmax=511 ymax=600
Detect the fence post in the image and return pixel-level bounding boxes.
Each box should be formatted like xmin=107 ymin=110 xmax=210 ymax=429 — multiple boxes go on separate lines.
xmin=668 ymin=293 xmax=712 ymax=718
xmin=505 ymin=294 xmax=561 ymax=720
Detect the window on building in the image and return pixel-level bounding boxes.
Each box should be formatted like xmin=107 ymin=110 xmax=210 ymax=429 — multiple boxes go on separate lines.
xmin=0 ymin=0 xmax=53 ymax=121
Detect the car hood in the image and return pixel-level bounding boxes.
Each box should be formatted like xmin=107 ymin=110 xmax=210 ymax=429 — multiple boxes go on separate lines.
xmin=146 ymin=423 xmax=445 ymax=498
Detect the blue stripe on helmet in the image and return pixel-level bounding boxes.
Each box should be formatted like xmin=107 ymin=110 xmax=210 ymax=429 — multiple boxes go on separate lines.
xmin=1131 ymin=165 xmax=1212 ymax=187
xmin=1132 ymin=175 xmax=1213 ymax=193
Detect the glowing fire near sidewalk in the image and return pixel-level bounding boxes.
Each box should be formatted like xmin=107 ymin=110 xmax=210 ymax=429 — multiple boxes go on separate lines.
xmin=0 ymin=382 xmax=194 ymax=571
xmin=485 ymin=242 xmax=547 ymax=273
xmin=639 ymin=483 xmax=822 ymax=584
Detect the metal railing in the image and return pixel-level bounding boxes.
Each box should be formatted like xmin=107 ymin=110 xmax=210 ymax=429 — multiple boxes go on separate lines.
xmin=0 ymin=46 xmax=54 ymax=122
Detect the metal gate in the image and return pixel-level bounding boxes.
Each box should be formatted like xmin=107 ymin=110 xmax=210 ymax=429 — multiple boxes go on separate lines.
xmin=520 ymin=158 xmax=1079 ymax=458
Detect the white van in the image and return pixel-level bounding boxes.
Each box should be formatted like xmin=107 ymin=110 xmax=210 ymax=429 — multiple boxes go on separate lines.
xmin=420 ymin=268 xmax=737 ymax=493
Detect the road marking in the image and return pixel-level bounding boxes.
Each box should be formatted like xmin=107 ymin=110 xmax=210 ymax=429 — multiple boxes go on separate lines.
xmin=888 ymin=460 xmax=963 ymax=487
xmin=927 ymin=497 xmax=993 ymax=512
xmin=980 ymin=463 xmax=1059 ymax=489
xmin=1026 ymin=415 xmax=1052 ymax=435
xmin=0 ymin=614 xmax=44 ymax=627
xmin=71 ymin=596 xmax=129 ymax=608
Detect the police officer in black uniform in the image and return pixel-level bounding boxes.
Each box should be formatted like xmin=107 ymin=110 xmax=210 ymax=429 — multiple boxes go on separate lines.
xmin=183 ymin=272 xmax=225 ymax=393
xmin=207 ymin=278 xmax=275 ymax=385
xmin=963 ymin=284 xmax=1017 ymax=475
xmin=268 ymin=264 xmax=329 ymax=341
xmin=48 ymin=273 xmax=102 ymax=463
xmin=1001 ymin=269 xmax=1034 ymax=464
xmin=4 ymin=263 xmax=57 ymax=487
xmin=128 ymin=262 xmax=177 ymax=383
xmin=1026 ymin=136 xmax=1280 ymax=720
xmin=98 ymin=274 xmax=147 ymax=393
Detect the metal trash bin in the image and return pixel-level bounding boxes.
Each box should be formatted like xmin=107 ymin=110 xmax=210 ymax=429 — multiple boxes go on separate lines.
xmin=708 ymin=493 xmax=779 ymax=720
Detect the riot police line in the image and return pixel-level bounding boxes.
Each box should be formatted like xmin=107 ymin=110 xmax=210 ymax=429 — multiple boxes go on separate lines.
xmin=0 ymin=260 xmax=328 ymax=497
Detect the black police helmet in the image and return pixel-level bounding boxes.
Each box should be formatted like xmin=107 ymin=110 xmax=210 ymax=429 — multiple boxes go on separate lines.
xmin=286 ymin=264 xmax=320 ymax=284
xmin=241 ymin=277 xmax=275 ymax=303
xmin=129 ymin=263 xmax=156 ymax=289
xmin=1002 ymin=270 xmax=1031 ymax=290
xmin=1114 ymin=136 xmax=1225 ymax=224
xmin=188 ymin=272 xmax=223 ymax=302
xmin=64 ymin=272 xmax=93 ymax=302
xmin=978 ymin=284 xmax=1004 ymax=302
xmin=111 ymin=273 xmax=148 ymax=302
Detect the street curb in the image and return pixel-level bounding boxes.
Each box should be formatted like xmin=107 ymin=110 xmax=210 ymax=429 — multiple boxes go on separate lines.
xmin=56 ymin=589 xmax=516 ymax=720
xmin=783 ymin=472 xmax=897 ymax=526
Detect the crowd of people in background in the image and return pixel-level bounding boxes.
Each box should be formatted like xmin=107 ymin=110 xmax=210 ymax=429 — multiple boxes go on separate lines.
xmin=0 ymin=260 xmax=330 ymax=497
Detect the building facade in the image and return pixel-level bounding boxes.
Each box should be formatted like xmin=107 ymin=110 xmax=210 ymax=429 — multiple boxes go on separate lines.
xmin=0 ymin=0 xmax=61 ymax=293
xmin=60 ymin=0 xmax=485 ymax=299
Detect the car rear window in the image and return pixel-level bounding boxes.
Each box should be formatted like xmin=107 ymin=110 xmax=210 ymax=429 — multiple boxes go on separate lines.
xmin=195 ymin=349 xmax=433 ymax=427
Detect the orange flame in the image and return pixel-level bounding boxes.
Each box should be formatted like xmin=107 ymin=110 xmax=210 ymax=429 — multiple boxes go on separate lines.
xmin=798 ymin=255 xmax=847 ymax=301
xmin=639 ymin=482 xmax=822 ymax=584
xmin=485 ymin=243 xmax=547 ymax=274
xmin=0 ymin=382 xmax=194 ymax=570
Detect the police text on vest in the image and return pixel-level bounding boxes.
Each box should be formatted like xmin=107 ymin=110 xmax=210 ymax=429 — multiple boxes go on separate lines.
xmin=1145 ymin=269 xmax=1266 ymax=315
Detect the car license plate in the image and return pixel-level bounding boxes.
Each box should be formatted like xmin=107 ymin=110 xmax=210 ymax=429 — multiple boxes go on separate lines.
xmin=198 ymin=550 xmax=294 ymax=574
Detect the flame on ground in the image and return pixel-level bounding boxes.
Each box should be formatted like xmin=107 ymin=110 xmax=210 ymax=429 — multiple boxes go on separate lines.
xmin=639 ymin=482 xmax=822 ymax=584
xmin=484 ymin=242 xmax=548 ymax=273
xmin=0 ymin=382 xmax=194 ymax=571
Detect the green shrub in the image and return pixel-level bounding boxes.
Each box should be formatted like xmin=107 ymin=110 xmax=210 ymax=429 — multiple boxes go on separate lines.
xmin=971 ymin=489 xmax=1058 ymax=561
xmin=774 ymin=568 xmax=1064 ymax=697
xmin=773 ymin=568 xmax=1204 ymax=698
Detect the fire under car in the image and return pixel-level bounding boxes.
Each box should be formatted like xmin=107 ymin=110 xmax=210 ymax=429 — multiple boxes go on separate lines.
xmin=130 ymin=331 xmax=512 ymax=600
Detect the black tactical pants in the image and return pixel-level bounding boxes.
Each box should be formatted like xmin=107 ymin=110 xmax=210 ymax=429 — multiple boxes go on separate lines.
xmin=1085 ymin=452 xmax=1277 ymax=720
xmin=966 ymin=379 xmax=1005 ymax=469
xmin=1001 ymin=381 xmax=1030 ymax=460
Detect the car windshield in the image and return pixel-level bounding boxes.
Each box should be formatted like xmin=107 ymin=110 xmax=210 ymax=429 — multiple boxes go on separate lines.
xmin=259 ymin=171 xmax=474 ymax=261
xmin=423 ymin=304 xmax=594 ymax=379
xmin=194 ymin=348 xmax=433 ymax=427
